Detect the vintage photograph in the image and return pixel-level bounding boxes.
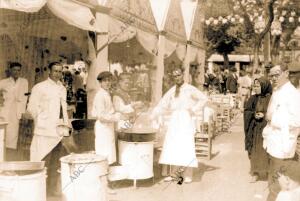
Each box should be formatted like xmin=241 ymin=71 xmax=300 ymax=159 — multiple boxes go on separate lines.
xmin=0 ymin=0 xmax=300 ymax=201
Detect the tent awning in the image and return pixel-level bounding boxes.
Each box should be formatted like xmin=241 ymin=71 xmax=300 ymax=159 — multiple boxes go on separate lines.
xmin=207 ymin=54 xmax=264 ymax=62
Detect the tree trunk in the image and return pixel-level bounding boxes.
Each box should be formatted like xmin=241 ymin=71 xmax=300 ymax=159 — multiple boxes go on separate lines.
xmin=223 ymin=53 xmax=229 ymax=69
xmin=252 ymin=43 xmax=260 ymax=75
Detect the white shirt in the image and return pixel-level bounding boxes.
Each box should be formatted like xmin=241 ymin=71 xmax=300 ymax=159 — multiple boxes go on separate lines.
xmin=0 ymin=77 xmax=28 ymax=119
xmin=27 ymin=78 xmax=68 ymax=137
xmin=275 ymin=187 xmax=300 ymax=201
xmin=263 ymin=81 xmax=300 ymax=159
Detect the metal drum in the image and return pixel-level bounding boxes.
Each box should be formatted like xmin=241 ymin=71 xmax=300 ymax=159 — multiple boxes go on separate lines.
xmin=0 ymin=161 xmax=46 ymax=201
xmin=117 ymin=128 xmax=156 ymax=187
xmin=60 ymin=153 xmax=108 ymax=201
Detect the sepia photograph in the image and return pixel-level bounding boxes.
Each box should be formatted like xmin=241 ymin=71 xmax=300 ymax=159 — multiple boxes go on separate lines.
xmin=0 ymin=0 xmax=300 ymax=201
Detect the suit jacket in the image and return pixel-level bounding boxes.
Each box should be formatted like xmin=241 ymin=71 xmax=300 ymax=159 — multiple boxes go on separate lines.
xmin=226 ymin=73 xmax=238 ymax=93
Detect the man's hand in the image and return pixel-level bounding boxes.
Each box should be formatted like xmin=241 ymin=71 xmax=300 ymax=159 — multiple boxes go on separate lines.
xmin=255 ymin=112 xmax=264 ymax=119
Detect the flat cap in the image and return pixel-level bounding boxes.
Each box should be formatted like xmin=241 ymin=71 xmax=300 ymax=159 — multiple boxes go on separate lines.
xmin=269 ymin=65 xmax=281 ymax=76
xmin=288 ymin=61 xmax=300 ymax=72
xmin=97 ymin=71 xmax=112 ymax=81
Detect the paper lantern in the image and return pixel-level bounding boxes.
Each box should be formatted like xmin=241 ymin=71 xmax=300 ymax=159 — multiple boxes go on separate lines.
xmin=282 ymin=10 xmax=287 ymax=16
xmin=222 ymin=18 xmax=228 ymax=24
xmin=279 ymin=16 xmax=285 ymax=22
xmin=289 ymin=17 xmax=294 ymax=23
xmin=291 ymin=11 xmax=296 ymax=16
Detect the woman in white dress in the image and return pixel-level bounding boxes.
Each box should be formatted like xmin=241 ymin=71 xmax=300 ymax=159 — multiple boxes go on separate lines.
xmin=152 ymin=67 xmax=208 ymax=183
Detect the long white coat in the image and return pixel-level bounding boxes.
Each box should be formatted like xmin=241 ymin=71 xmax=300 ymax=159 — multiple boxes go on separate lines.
xmin=27 ymin=78 xmax=68 ymax=161
xmin=91 ymin=88 xmax=120 ymax=165
xmin=152 ymin=83 xmax=208 ymax=167
xmin=0 ymin=77 xmax=28 ymax=149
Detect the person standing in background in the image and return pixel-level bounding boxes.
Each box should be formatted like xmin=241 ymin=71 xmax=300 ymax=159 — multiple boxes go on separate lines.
xmin=244 ymin=77 xmax=272 ymax=182
xmin=226 ymin=67 xmax=239 ymax=94
xmin=0 ymin=62 xmax=28 ymax=160
xmin=238 ymin=70 xmax=252 ymax=110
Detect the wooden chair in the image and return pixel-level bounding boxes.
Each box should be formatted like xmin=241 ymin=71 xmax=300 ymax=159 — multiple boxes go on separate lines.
xmin=195 ymin=121 xmax=213 ymax=160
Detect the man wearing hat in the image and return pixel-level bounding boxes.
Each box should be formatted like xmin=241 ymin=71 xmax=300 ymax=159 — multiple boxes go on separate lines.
xmin=263 ymin=61 xmax=300 ymax=201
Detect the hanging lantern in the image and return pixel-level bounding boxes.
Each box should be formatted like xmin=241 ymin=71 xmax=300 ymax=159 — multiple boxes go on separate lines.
xmin=282 ymin=10 xmax=287 ymax=16
xmin=289 ymin=17 xmax=294 ymax=23
xmin=271 ymin=19 xmax=282 ymax=36
xmin=222 ymin=18 xmax=228 ymax=24
xmin=213 ymin=19 xmax=219 ymax=25
xmin=291 ymin=11 xmax=296 ymax=16
xmin=254 ymin=16 xmax=265 ymax=34
xmin=279 ymin=16 xmax=285 ymax=22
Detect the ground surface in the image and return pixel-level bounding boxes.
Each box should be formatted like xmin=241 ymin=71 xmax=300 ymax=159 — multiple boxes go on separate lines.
xmin=48 ymin=113 xmax=269 ymax=201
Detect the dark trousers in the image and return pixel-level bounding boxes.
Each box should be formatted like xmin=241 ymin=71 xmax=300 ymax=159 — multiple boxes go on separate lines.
xmin=266 ymin=155 xmax=298 ymax=201
xmin=43 ymin=141 xmax=67 ymax=194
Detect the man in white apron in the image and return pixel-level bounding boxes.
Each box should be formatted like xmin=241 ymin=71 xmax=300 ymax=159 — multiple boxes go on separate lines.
xmin=0 ymin=62 xmax=28 ymax=160
xmin=26 ymin=62 xmax=69 ymax=196
xmin=152 ymin=67 xmax=208 ymax=183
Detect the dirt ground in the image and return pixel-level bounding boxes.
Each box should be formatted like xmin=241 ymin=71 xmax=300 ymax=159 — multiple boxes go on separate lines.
xmin=48 ymin=113 xmax=269 ymax=201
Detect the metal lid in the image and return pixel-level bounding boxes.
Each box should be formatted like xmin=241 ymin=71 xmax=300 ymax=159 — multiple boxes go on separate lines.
xmin=60 ymin=153 xmax=107 ymax=164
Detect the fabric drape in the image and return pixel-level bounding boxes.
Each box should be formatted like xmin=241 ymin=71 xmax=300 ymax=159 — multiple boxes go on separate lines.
xmin=47 ymin=0 xmax=102 ymax=32
xmin=0 ymin=0 xmax=47 ymax=12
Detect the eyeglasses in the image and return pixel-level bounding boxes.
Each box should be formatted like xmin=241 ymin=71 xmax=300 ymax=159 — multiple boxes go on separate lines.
xmin=173 ymin=73 xmax=183 ymax=78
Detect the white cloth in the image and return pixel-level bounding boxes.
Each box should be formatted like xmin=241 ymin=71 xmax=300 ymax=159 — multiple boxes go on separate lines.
xmin=152 ymin=83 xmax=208 ymax=167
xmin=275 ymin=188 xmax=300 ymax=201
xmin=27 ymin=78 xmax=68 ymax=161
xmin=0 ymin=0 xmax=46 ymax=12
xmin=263 ymin=82 xmax=300 ymax=159
xmin=47 ymin=0 xmax=102 ymax=32
xmin=0 ymin=77 xmax=28 ymax=149
xmin=91 ymin=88 xmax=121 ymax=165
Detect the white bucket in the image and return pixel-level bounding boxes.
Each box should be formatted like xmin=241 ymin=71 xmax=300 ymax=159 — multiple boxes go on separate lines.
xmin=0 ymin=170 xmax=46 ymax=201
xmin=60 ymin=153 xmax=108 ymax=201
xmin=118 ymin=140 xmax=154 ymax=180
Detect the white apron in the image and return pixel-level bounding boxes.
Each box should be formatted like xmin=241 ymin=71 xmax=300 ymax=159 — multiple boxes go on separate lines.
xmin=159 ymin=109 xmax=197 ymax=167
xmin=94 ymin=120 xmax=116 ymax=165
xmin=30 ymin=135 xmax=62 ymax=161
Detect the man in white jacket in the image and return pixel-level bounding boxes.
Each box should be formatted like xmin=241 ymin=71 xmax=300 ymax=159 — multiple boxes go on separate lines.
xmin=263 ymin=61 xmax=300 ymax=201
xmin=0 ymin=62 xmax=28 ymax=160
xmin=27 ymin=62 xmax=69 ymax=196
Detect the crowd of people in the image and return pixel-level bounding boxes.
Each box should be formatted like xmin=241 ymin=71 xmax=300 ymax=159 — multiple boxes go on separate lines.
xmin=0 ymin=60 xmax=300 ymax=201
